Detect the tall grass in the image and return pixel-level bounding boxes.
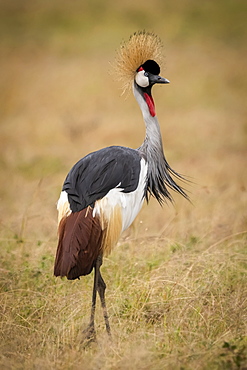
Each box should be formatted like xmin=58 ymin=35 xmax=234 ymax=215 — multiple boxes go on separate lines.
xmin=0 ymin=0 xmax=246 ymax=368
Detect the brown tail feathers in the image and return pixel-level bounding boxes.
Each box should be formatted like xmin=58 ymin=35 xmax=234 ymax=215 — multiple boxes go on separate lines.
xmin=54 ymin=207 xmax=103 ymax=280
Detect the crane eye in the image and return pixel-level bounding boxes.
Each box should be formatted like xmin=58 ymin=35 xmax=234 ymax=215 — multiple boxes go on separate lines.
xmin=144 ymin=72 xmax=149 ymax=77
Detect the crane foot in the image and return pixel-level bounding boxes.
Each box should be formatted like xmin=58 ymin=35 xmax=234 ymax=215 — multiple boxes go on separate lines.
xmin=81 ymin=323 xmax=97 ymax=345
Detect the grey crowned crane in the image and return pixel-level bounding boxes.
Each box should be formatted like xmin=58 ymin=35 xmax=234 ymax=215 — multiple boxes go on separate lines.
xmin=54 ymin=31 xmax=188 ymax=340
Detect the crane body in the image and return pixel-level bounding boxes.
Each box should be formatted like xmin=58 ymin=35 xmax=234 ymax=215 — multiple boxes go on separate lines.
xmin=54 ymin=32 xmax=188 ymax=340
xmin=55 ymin=147 xmax=147 ymax=279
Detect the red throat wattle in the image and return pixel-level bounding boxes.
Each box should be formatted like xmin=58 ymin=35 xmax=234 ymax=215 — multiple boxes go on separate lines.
xmin=144 ymin=93 xmax=156 ymax=117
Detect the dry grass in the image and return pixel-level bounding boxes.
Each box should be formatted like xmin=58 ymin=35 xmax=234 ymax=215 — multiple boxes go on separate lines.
xmin=0 ymin=0 xmax=246 ymax=369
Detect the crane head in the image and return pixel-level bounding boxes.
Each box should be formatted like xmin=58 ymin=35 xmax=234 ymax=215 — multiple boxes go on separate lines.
xmin=135 ymin=59 xmax=170 ymax=88
xmin=115 ymin=31 xmax=166 ymax=94
xmin=134 ymin=59 xmax=169 ymax=117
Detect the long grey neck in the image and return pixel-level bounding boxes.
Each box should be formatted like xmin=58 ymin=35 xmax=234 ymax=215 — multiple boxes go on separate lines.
xmin=133 ymin=81 xmax=188 ymax=204
xmin=132 ymin=82 xmax=164 ymax=155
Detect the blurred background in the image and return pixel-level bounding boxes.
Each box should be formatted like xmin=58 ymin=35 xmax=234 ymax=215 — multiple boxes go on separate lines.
xmin=0 ymin=0 xmax=246 ymax=245
xmin=0 ymin=1 xmax=247 ymax=368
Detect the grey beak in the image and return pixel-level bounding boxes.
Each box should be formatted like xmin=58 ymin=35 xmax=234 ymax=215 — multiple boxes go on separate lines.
xmin=157 ymin=76 xmax=170 ymax=84
xmin=149 ymin=73 xmax=170 ymax=85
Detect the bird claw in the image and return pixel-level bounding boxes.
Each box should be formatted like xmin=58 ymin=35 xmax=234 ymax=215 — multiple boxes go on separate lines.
xmin=81 ymin=324 xmax=97 ymax=345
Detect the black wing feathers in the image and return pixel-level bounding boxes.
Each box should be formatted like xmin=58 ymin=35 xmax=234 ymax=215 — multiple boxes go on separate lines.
xmin=63 ymin=146 xmax=142 ymax=212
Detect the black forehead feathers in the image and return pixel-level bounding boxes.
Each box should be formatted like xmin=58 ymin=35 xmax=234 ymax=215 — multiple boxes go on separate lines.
xmin=138 ymin=60 xmax=160 ymax=75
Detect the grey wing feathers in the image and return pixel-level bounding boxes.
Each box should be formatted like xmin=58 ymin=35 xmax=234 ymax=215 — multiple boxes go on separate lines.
xmin=63 ymin=146 xmax=142 ymax=212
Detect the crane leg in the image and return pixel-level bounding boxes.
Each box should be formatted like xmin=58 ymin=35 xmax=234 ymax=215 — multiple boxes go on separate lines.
xmin=82 ymin=261 xmax=98 ymax=343
xmin=97 ymin=264 xmax=111 ymax=337
xmin=82 ymin=254 xmax=111 ymax=343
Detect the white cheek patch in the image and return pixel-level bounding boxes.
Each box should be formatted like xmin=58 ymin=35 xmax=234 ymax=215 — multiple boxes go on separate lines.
xmin=135 ymin=70 xmax=149 ymax=88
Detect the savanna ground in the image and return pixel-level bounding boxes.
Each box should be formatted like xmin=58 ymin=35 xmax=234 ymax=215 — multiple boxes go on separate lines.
xmin=0 ymin=0 xmax=246 ymax=369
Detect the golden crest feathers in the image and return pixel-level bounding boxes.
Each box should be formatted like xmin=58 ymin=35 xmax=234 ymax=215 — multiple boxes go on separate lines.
xmin=115 ymin=31 xmax=164 ymax=94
